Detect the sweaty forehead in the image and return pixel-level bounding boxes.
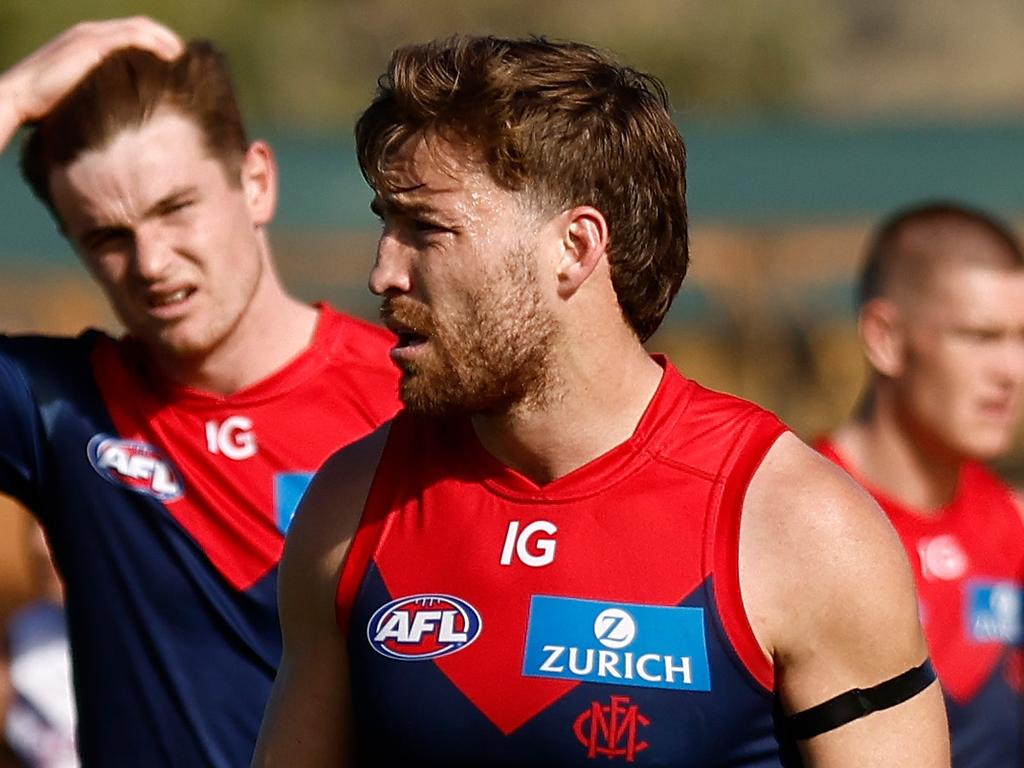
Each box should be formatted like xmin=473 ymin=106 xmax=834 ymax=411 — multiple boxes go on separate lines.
xmin=376 ymin=133 xmax=509 ymax=212
xmin=382 ymin=133 xmax=493 ymax=192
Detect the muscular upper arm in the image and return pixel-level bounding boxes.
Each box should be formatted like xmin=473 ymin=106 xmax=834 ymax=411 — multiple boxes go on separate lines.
xmin=740 ymin=432 xmax=949 ymax=766
xmin=251 ymin=423 xmax=391 ymax=768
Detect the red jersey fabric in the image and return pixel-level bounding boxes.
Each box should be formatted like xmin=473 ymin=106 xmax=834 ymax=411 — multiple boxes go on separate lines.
xmin=339 ymin=358 xmax=798 ymax=766
xmin=93 ymin=304 xmax=400 ymax=590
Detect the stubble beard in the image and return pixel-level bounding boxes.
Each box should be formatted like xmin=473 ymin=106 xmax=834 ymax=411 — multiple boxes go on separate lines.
xmin=385 ymin=251 xmax=559 ymax=418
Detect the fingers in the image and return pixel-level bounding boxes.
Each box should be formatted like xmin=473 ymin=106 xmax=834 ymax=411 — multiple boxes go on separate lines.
xmin=85 ymin=16 xmax=185 ymax=62
xmin=0 ymin=16 xmax=185 ymax=132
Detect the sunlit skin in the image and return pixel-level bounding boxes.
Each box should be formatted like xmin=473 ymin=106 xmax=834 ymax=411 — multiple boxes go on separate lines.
xmin=365 ymin=132 xmax=664 ymax=484
xmin=369 ymin=134 xmax=560 ymax=417
xmin=47 ymin=110 xmax=316 ymax=392
xmin=895 ymin=265 xmax=1024 ymax=461
xmin=837 ymin=259 xmax=1024 ymax=510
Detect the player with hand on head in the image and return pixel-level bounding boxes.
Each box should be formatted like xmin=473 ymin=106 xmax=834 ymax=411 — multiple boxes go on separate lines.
xmin=0 ymin=17 xmax=399 ymax=768
xmin=254 ymin=35 xmax=949 ymax=767
xmin=818 ymin=201 xmax=1024 ymax=768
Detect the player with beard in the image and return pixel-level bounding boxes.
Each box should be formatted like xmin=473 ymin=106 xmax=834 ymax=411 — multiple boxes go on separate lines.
xmin=816 ymin=201 xmax=1024 ymax=768
xmin=0 ymin=18 xmax=400 ymax=767
xmin=254 ymin=36 xmax=949 ymax=767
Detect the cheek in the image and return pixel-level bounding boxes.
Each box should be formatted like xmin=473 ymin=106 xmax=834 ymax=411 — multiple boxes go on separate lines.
xmin=83 ymin=253 xmax=128 ymax=292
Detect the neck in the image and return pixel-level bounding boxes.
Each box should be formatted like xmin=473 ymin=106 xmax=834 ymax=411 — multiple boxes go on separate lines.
xmin=833 ymin=388 xmax=963 ymax=513
xmin=471 ymin=340 xmax=664 ymax=485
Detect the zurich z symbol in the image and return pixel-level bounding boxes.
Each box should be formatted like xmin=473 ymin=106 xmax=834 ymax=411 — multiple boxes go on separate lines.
xmin=87 ymin=434 xmax=184 ymax=501
xmin=367 ymin=594 xmax=482 ymax=661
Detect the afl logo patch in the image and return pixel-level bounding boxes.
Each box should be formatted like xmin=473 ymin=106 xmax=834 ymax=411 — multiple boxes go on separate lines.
xmin=367 ymin=594 xmax=482 ymax=661
xmin=87 ymin=434 xmax=184 ymax=502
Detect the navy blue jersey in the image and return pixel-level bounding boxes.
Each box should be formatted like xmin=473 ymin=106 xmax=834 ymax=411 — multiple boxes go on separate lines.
xmin=339 ymin=360 xmax=800 ymax=766
xmin=0 ymin=306 xmax=399 ymax=766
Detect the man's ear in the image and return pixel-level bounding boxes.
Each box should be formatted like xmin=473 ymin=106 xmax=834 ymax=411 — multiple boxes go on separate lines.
xmin=859 ymin=298 xmax=905 ymax=377
xmin=555 ymin=206 xmax=609 ymax=299
xmin=240 ymin=140 xmax=278 ymax=226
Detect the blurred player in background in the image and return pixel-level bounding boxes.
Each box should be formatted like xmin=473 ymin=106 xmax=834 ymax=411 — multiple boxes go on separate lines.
xmin=0 ymin=17 xmax=399 ymax=767
xmin=2 ymin=521 xmax=76 ymax=768
xmin=255 ymin=35 xmax=949 ymax=767
xmin=818 ymin=201 xmax=1024 ymax=767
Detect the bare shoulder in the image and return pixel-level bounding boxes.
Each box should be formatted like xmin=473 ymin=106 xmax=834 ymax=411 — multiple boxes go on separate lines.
xmin=278 ymin=422 xmax=392 ymax=632
xmin=739 ymin=432 xmax=926 ymax=710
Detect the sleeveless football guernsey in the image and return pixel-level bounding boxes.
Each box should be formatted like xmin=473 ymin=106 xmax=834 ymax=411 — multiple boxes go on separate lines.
xmin=818 ymin=440 xmax=1024 ymax=768
xmin=339 ymin=359 xmax=798 ymax=767
xmin=0 ymin=305 xmax=400 ymax=767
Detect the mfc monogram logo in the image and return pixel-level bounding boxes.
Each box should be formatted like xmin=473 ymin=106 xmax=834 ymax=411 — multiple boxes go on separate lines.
xmin=500 ymin=520 xmax=557 ymax=567
xmin=205 ymin=416 xmax=257 ymax=460
xmin=574 ymin=695 xmax=650 ymax=762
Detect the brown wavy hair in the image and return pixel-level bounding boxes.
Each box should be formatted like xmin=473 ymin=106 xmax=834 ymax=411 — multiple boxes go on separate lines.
xmin=356 ymin=35 xmax=688 ymax=342
xmin=21 ymin=40 xmax=248 ymax=223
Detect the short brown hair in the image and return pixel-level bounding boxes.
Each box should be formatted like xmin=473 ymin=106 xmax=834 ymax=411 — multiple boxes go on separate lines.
xmin=21 ymin=40 xmax=248 ymax=222
xmin=356 ymin=36 xmax=688 ymax=342
xmin=859 ymin=200 xmax=1024 ymax=307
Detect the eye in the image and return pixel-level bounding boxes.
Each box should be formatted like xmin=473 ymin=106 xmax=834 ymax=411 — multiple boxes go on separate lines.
xmin=413 ymin=219 xmax=445 ymax=233
xmin=81 ymin=227 xmax=130 ymax=252
xmin=161 ymin=198 xmax=195 ymax=216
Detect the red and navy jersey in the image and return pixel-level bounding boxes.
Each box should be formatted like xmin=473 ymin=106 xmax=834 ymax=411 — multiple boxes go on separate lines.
xmin=338 ymin=359 xmax=798 ymax=767
xmin=0 ymin=305 xmax=400 ymax=768
xmin=818 ymin=440 xmax=1024 ymax=768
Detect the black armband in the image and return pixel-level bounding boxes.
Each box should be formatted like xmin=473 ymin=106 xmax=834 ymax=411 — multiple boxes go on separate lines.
xmin=786 ymin=659 xmax=936 ymax=740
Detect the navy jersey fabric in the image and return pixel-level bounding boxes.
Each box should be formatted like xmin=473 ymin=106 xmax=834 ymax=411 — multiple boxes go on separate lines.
xmin=0 ymin=308 xmax=399 ymax=767
xmin=340 ymin=360 xmax=801 ymax=767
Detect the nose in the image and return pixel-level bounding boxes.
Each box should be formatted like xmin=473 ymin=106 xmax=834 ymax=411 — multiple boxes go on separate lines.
xmin=130 ymin=224 xmax=172 ymax=281
xmin=1001 ymin=335 xmax=1024 ymax=387
xmin=990 ymin=333 xmax=1024 ymax=393
xmin=368 ymin=231 xmax=412 ymax=296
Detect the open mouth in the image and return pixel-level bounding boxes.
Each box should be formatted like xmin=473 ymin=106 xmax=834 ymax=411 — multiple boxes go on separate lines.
xmin=148 ymin=287 xmax=195 ymax=308
xmin=396 ymin=330 xmax=428 ymax=349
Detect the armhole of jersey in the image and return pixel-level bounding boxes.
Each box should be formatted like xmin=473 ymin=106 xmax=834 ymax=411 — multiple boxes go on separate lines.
xmin=335 ymin=421 xmax=400 ymax=635
xmin=710 ymin=416 xmax=788 ymax=693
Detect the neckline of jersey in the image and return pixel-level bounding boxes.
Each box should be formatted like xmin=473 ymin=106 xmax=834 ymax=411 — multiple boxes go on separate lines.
xmin=119 ymin=302 xmax=343 ymax=408
xmin=458 ymin=355 xmax=695 ymax=502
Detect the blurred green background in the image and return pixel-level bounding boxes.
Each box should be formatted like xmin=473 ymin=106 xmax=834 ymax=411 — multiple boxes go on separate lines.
xmin=2 ymin=0 xmax=1024 ymax=609
xmin=4 ymin=0 xmax=1024 ymax=430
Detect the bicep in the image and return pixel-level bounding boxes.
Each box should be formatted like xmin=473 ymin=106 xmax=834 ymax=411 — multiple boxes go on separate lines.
xmin=741 ymin=435 xmax=950 ymax=766
xmin=798 ymin=682 xmax=947 ymax=767
xmin=252 ymin=616 xmax=351 ymax=767
xmin=252 ymin=479 xmax=354 ymax=767
xmin=252 ymin=425 xmax=391 ymax=767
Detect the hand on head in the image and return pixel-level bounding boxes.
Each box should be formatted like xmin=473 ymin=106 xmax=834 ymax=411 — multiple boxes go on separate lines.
xmin=0 ymin=17 xmax=183 ymax=150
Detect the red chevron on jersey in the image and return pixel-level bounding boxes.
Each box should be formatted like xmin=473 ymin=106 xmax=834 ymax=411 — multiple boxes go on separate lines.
xmin=92 ymin=306 xmax=399 ymax=590
xmin=341 ymin=359 xmax=792 ymax=765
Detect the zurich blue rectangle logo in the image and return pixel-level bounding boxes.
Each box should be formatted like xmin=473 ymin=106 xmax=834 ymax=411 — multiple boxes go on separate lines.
xmin=523 ymin=596 xmax=711 ymax=691
xmin=967 ymin=581 xmax=1022 ymax=643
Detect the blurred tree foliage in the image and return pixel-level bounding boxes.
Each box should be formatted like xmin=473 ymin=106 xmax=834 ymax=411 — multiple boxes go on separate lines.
xmin=0 ymin=0 xmax=828 ymax=128
xmin=1 ymin=0 xmax=1022 ymax=128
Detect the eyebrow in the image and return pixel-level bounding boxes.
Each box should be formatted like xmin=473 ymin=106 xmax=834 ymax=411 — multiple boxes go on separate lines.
xmin=76 ymin=186 xmax=199 ymax=247
xmin=370 ymin=195 xmax=450 ymax=222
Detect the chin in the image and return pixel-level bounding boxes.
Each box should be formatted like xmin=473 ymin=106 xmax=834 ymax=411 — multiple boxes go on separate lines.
xmin=960 ymin=435 xmax=1014 ymax=462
